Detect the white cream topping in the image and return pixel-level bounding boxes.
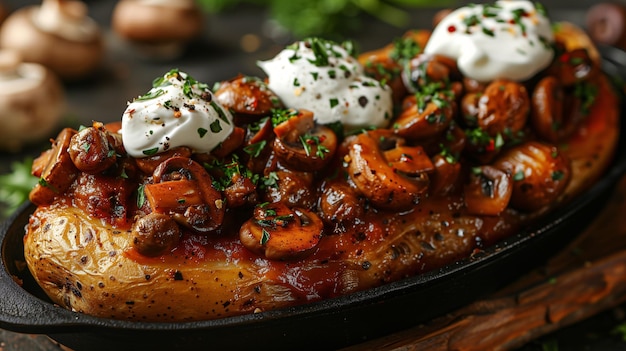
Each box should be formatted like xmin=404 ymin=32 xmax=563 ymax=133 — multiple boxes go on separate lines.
xmin=424 ymin=0 xmax=554 ymax=82
xmin=257 ymin=39 xmax=393 ymax=130
xmin=121 ymin=70 xmax=234 ymax=158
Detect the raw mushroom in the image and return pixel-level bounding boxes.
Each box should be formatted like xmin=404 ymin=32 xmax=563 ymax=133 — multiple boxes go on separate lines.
xmin=0 ymin=0 xmax=103 ymax=80
xmin=0 ymin=50 xmax=65 ymax=151
xmin=111 ymin=0 xmax=204 ymax=60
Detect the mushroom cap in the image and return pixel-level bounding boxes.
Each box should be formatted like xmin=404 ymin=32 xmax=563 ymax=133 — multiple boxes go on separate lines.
xmin=112 ymin=0 xmax=204 ymax=43
xmin=0 ymin=50 xmax=65 ymax=151
xmin=0 ymin=5 xmax=103 ymax=80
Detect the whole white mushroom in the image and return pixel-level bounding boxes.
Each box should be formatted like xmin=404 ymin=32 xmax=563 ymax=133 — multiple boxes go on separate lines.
xmin=0 ymin=50 xmax=65 ymax=151
xmin=0 ymin=0 xmax=104 ymax=80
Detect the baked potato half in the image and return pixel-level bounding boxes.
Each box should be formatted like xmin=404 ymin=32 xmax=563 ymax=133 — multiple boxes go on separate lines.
xmin=24 ymin=20 xmax=621 ymax=322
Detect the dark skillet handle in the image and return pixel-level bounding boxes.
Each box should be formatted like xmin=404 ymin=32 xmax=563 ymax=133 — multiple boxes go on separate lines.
xmin=0 ymin=202 xmax=89 ymax=334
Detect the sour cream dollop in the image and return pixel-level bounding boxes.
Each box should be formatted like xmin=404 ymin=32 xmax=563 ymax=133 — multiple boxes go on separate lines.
xmin=121 ymin=70 xmax=234 ymax=158
xmin=424 ymin=1 xmax=554 ymax=82
xmin=258 ymin=38 xmax=393 ymax=130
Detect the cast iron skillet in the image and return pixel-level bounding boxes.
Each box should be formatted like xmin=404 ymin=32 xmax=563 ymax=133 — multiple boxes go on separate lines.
xmin=1 ymin=48 xmax=625 ymax=351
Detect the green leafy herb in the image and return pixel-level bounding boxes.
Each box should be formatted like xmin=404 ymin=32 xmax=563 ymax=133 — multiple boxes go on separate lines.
xmin=260 ymin=228 xmax=271 ymax=245
xmin=210 ymin=120 xmax=222 ymax=133
xmin=0 ymin=158 xmax=38 ymax=216
xmin=244 ymin=140 xmax=267 ymax=158
xmin=198 ymin=128 xmax=208 ymax=138
xmin=135 ymin=89 xmax=165 ymax=101
xmin=142 ymin=147 xmax=159 ymax=156
xmin=137 ymin=184 xmax=146 ymax=208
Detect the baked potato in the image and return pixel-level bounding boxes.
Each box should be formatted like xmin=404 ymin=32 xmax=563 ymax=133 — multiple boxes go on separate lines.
xmin=23 ymin=14 xmax=621 ymax=322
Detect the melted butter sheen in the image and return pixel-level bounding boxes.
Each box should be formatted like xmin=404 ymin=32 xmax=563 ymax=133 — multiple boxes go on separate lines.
xmin=258 ymin=40 xmax=393 ymax=130
xmin=424 ymin=0 xmax=554 ymax=82
xmin=120 ymin=71 xmax=234 ymax=158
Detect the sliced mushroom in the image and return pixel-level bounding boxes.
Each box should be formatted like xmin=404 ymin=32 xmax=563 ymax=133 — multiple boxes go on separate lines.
xmin=211 ymin=126 xmax=245 ymax=159
xmin=0 ymin=50 xmax=65 ymax=151
xmin=131 ymin=212 xmax=181 ymax=257
xmin=272 ymin=109 xmax=337 ymax=172
xmin=492 ymin=141 xmax=571 ymax=212
xmin=239 ymin=202 xmax=323 ymax=260
xmin=262 ymin=168 xmax=317 ymax=210
xmin=550 ymin=48 xmax=598 ymax=87
xmin=464 ymin=79 xmax=530 ymax=137
xmin=318 ymin=180 xmax=365 ymax=232
xmin=393 ymin=89 xmax=456 ymax=140
xmin=29 ymin=128 xmax=78 ymax=206
xmin=0 ymin=0 xmax=103 ymax=80
xmin=144 ymin=156 xmax=224 ymax=233
xmin=213 ymin=75 xmax=283 ymax=122
xmin=429 ymin=154 xmax=462 ymax=197
xmin=463 ymin=165 xmax=512 ymax=216
xmin=134 ymin=146 xmax=193 ymax=174
xmin=403 ymin=53 xmax=459 ymax=92
xmin=345 ymin=130 xmax=433 ymax=210
xmin=531 ymin=76 xmax=586 ymax=143
xmin=223 ymin=173 xmax=258 ymax=208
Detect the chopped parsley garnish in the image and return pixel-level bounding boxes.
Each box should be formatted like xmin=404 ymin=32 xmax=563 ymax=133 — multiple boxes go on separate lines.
xmin=210 ymin=120 xmax=222 ymax=133
xmin=137 ymin=184 xmax=146 ymax=208
xmin=135 ymin=89 xmax=165 ymax=101
xmin=329 ymin=98 xmax=339 ymax=108
xmin=142 ymin=147 xmax=159 ymax=156
xmin=244 ymin=140 xmax=267 ymax=158
xmin=513 ymin=171 xmax=525 ymax=181
xmin=210 ymin=101 xmax=231 ymax=125
xmin=271 ymin=109 xmax=298 ymax=126
xmin=300 ymin=134 xmax=330 ymax=158
xmin=197 ymin=128 xmax=208 ymax=138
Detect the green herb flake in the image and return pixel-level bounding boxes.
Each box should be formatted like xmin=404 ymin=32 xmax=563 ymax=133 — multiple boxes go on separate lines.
xmin=136 ymin=89 xmax=165 ymax=101
xmin=513 ymin=171 xmax=525 ymax=181
xmin=329 ymin=98 xmax=339 ymax=108
xmin=142 ymin=147 xmax=159 ymax=156
xmin=243 ymin=140 xmax=267 ymax=158
xmin=551 ymin=170 xmax=565 ymax=181
xmin=260 ymin=228 xmax=271 ymax=245
xmin=198 ymin=128 xmax=208 ymax=138
xmin=210 ymin=120 xmax=222 ymax=133
xmin=210 ymin=101 xmax=232 ymax=125
xmin=137 ymin=184 xmax=146 ymax=208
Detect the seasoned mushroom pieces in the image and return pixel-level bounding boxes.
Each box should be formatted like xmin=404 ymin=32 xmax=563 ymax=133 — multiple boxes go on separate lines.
xmin=131 ymin=212 xmax=181 ymax=257
xmin=462 ymin=79 xmax=529 ymax=137
xmin=240 ymin=202 xmax=323 ymax=260
xmin=493 ymin=141 xmax=570 ymax=212
xmin=346 ymin=130 xmax=434 ymax=210
xmin=272 ymin=109 xmax=337 ymax=172
xmin=530 ymin=76 xmax=589 ymax=143
xmin=29 ymin=128 xmax=79 ymax=206
xmin=144 ymin=156 xmax=225 ymax=233
xmin=213 ymin=75 xmax=282 ymax=120
xmin=464 ymin=165 xmax=512 ymax=216
xmin=68 ymin=125 xmax=117 ymax=174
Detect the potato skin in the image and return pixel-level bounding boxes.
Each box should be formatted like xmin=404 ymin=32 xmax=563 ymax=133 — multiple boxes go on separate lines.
xmin=25 ymin=197 xmax=524 ymax=321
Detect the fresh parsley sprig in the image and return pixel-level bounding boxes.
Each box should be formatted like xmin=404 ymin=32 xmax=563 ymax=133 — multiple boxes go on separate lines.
xmin=0 ymin=158 xmax=37 ymax=217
